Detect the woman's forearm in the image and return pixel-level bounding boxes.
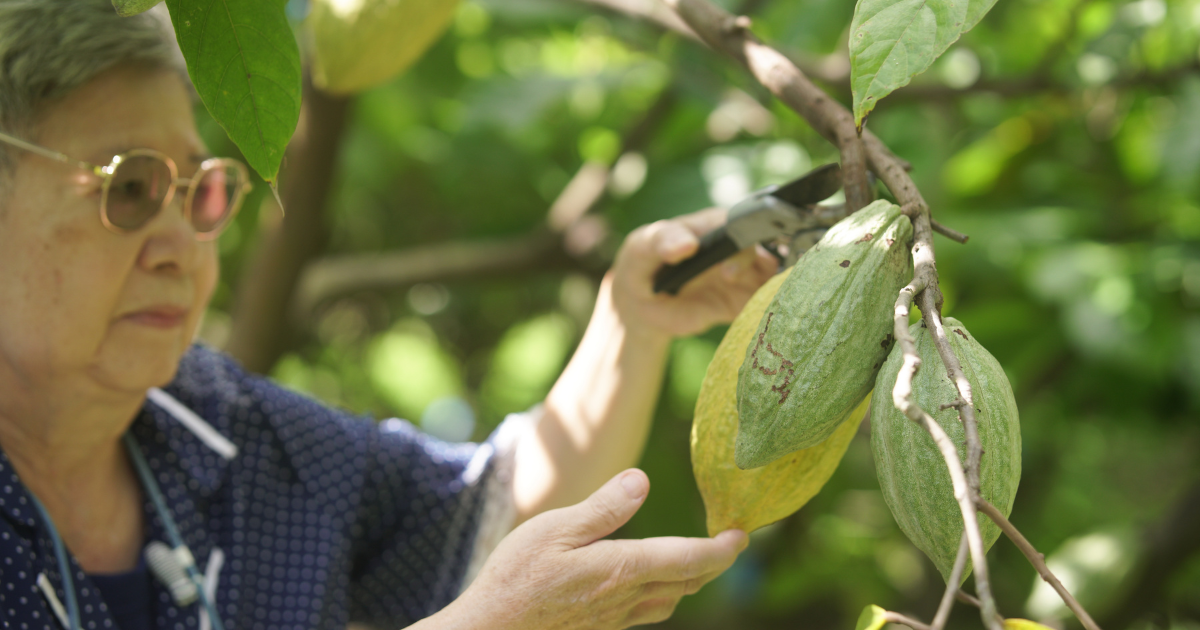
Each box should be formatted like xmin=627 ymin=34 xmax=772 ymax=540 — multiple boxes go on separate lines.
xmin=510 ymin=273 xmax=671 ymax=523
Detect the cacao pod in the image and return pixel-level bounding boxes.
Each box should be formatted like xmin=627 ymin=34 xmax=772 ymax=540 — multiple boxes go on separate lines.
xmin=693 ymin=268 xmax=866 ymax=536
xmin=308 ymin=0 xmax=459 ymax=95
xmin=111 ymin=0 xmax=162 ymax=17
xmin=735 ymin=199 xmax=912 ymax=469
xmin=870 ymin=317 xmax=1021 ymax=583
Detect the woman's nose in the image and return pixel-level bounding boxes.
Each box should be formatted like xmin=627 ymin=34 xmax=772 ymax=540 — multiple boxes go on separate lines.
xmin=137 ymin=191 xmax=201 ymax=273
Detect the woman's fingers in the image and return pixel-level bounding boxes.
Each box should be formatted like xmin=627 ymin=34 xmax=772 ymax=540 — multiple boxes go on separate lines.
xmin=638 ymin=570 xmax=723 ymax=601
xmin=618 ymin=208 xmax=728 ymax=278
xmin=536 ymin=469 xmax=650 ymax=548
xmin=623 ymin=597 xmax=681 ymax=627
xmin=610 ymin=529 xmax=747 ymax=583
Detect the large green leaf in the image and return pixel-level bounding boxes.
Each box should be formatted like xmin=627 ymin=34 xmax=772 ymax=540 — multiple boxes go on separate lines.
xmin=164 ymin=0 xmax=301 ymax=182
xmin=848 ymin=0 xmax=997 ymax=130
xmin=112 ymin=0 xmax=163 ymax=17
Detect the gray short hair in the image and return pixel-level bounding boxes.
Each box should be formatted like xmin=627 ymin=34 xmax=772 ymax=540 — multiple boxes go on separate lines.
xmin=0 ymin=0 xmax=185 ymax=182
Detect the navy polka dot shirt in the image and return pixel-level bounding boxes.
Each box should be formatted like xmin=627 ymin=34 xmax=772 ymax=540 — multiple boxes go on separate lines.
xmin=0 ymin=345 xmax=523 ymax=630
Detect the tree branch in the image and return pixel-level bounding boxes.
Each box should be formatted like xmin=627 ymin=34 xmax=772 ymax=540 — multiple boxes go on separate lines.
xmin=226 ymin=76 xmax=350 ymax=373
xmin=931 ymin=219 xmax=969 ymax=244
xmin=890 ymin=246 xmax=1001 ymax=630
xmin=978 ymin=499 xmax=1103 ymax=630
xmin=293 ymin=88 xmax=678 ymax=315
xmin=884 ymin=611 xmax=934 ymax=630
xmin=661 ymin=0 xmax=873 ymax=211
xmin=574 ymin=0 xmax=699 ymax=40
xmin=931 ymin=533 xmax=969 ymax=630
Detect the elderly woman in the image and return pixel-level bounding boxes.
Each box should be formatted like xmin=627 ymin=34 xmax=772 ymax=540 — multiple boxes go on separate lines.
xmin=0 ymin=1 xmax=777 ymax=629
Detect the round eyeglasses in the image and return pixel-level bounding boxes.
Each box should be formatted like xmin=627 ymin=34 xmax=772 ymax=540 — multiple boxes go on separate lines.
xmin=0 ymin=130 xmax=252 ymax=240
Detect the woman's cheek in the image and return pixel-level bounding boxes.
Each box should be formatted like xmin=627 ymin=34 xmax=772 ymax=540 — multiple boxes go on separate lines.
xmin=192 ymin=244 xmax=219 ymax=335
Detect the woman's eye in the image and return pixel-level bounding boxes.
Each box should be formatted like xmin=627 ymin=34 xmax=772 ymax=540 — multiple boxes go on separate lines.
xmin=116 ymin=178 xmax=147 ymax=198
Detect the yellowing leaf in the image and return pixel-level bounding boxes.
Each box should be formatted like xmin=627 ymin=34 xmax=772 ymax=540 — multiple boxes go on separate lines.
xmin=1004 ymin=619 xmax=1057 ymax=630
xmin=855 ymin=605 xmax=889 ymax=630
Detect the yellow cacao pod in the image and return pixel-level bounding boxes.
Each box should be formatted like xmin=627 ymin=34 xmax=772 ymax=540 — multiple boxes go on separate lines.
xmin=692 ymin=268 xmax=866 ymax=536
xmin=308 ymin=0 xmax=459 ymax=95
xmin=871 ymin=317 xmax=1022 ymax=583
xmin=735 ymin=200 xmax=912 ymax=469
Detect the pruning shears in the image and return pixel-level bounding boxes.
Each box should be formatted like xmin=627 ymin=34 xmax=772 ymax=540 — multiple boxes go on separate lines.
xmin=652 ymin=162 xmax=847 ymax=295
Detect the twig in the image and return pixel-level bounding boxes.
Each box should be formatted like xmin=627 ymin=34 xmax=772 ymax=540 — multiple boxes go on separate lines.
xmin=662 ymin=0 xmax=872 ymax=212
xmin=574 ymin=0 xmax=699 ymax=40
xmin=978 ymin=499 xmax=1103 ymax=630
xmin=931 ymin=533 xmax=969 ymax=630
xmin=891 ymin=257 xmax=1001 ymax=630
xmin=931 ymin=219 xmax=969 ymax=244
xmin=956 ymin=590 xmax=1006 ymax=626
xmin=883 ymin=611 xmax=934 ymax=630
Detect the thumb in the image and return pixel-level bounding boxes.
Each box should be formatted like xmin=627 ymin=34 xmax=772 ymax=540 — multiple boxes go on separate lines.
xmin=550 ymin=469 xmax=649 ymax=548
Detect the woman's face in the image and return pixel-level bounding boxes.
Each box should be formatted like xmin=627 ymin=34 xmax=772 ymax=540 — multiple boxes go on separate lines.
xmin=0 ymin=64 xmax=219 ymax=397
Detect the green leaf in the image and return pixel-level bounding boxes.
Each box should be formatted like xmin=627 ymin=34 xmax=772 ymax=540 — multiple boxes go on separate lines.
xmin=848 ymin=0 xmax=998 ymax=130
xmin=855 ymin=605 xmax=889 ymax=630
xmin=112 ymin=0 xmax=163 ymax=17
xmin=164 ymin=0 xmax=301 ymax=182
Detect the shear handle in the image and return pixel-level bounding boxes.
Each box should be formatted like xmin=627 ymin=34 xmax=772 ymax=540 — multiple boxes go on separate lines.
xmin=652 ymin=229 xmax=741 ymax=295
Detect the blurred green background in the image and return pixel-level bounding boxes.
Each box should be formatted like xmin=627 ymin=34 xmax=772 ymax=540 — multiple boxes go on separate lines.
xmin=193 ymin=0 xmax=1200 ymax=627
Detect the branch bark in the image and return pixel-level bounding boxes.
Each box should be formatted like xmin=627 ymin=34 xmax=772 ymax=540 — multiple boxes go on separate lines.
xmin=226 ymin=76 xmax=350 ymax=374
xmin=978 ymin=499 xmax=1103 ymax=630
xmin=292 ymin=88 xmax=678 ymax=316
xmin=661 ymin=0 xmax=873 ymax=211
xmin=931 ymin=533 xmax=969 ymax=630
xmin=884 ymin=611 xmax=934 ymax=630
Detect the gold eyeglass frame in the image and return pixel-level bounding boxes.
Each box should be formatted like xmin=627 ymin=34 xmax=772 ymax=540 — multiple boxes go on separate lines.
xmin=0 ymin=129 xmax=252 ymax=240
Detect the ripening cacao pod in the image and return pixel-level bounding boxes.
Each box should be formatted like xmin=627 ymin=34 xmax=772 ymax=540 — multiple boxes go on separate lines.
xmin=692 ymin=268 xmax=866 ymax=536
xmin=870 ymin=317 xmax=1021 ymax=583
xmin=308 ymin=0 xmax=459 ymax=95
xmin=735 ymin=199 xmax=912 ymax=469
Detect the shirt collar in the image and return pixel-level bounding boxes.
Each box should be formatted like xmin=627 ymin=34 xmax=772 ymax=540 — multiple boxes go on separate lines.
xmin=135 ymin=386 xmax=237 ymax=498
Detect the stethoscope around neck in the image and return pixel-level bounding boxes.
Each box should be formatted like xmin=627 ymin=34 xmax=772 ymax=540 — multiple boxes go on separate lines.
xmin=29 ymin=430 xmax=226 ymax=630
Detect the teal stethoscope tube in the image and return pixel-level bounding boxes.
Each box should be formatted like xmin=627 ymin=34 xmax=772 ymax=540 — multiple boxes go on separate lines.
xmin=29 ymin=433 xmax=225 ymax=630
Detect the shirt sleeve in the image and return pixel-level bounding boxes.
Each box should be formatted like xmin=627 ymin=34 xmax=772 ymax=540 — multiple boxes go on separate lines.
xmin=346 ymin=410 xmax=537 ymax=628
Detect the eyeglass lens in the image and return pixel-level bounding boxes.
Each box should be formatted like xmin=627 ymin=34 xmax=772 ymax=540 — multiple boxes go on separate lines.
xmin=105 ymin=156 xmax=244 ymax=234
xmin=105 ymin=154 xmax=172 ymax=231
xmin=191 ymin=164 xmax=241 ymax=234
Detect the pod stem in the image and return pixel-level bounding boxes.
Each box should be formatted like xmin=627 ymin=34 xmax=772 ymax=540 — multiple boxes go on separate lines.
xmin=979 ymin=500 xmax=1104 ymax=630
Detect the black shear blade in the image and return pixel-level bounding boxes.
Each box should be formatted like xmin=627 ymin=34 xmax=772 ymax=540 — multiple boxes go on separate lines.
xmin=770 ymin=162 xmax=843 ymax=208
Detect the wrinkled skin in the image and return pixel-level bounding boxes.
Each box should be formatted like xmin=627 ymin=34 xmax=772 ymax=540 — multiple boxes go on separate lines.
xmin=437 ymin=470 xmax=747 ymax=630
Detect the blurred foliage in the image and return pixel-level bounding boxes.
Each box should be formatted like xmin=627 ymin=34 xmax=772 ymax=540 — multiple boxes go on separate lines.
xmin=195 ymin=0 xmax=1200 ymax=626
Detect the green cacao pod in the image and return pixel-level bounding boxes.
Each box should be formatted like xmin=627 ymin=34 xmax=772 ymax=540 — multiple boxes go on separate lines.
xmin=870 ymin=317 xmax=1022 ymax=583
xmin=692 ymin=268 xmax=866 ymax=536
xmin=735 ymin=199 xmax=912 ymax=469
xmin=308 ymin=0 xmax=459 ymax=95
xmin=111 ymin=0 xmax=162 ymax=17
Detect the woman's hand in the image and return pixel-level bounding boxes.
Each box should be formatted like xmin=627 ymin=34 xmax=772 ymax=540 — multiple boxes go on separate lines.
xmin=450 ymin=469 xmax=747 ymax=630
xmin=610 ymin=208 xmax=778 ymax=340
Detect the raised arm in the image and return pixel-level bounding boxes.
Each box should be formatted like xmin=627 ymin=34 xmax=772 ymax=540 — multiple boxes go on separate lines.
xmin=510 ymin=208 xmax=777 ymax=523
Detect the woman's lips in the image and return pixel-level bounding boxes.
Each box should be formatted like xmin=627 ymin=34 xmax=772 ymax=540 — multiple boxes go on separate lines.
xmin=124 ymin=306 xmax=190 ymax=328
